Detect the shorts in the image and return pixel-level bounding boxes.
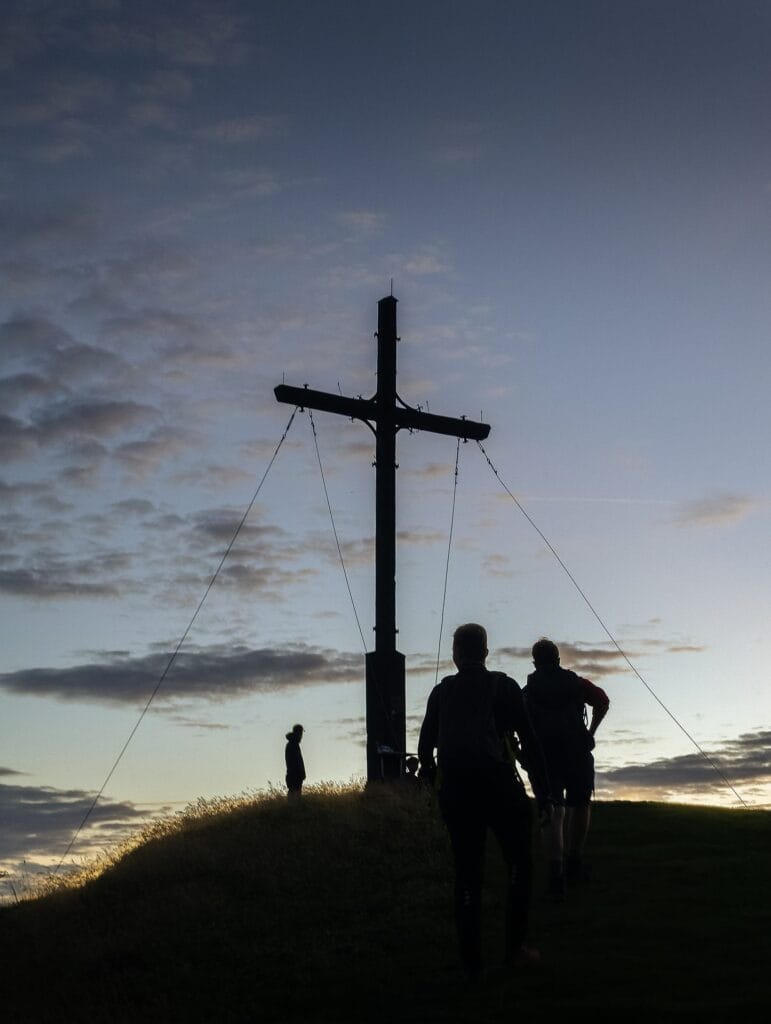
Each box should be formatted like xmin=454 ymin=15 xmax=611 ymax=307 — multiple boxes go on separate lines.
xmin=541 ymin=742 xmax=594 ymax=807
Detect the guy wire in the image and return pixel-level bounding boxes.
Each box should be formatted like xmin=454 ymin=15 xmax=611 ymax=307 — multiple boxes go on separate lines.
xmin=54 ymin=407 xmax=299 ymax=873
xmin=308 ymin=410 xmax=368 ymax=653
xmin=435 ymin=438 xmax=461 ymax=685
xmin=476 ymin=439 xmax=748 ymax=808
xmin=307 ymin=410 xmax=397 ymax=751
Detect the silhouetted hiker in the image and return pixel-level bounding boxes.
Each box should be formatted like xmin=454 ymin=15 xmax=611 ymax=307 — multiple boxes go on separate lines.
xmin=418 ymin=623 xmax=553 ymax=982
xmin=522 ymin=638 xmax=609 ymax=897
xmin=285 ymin=724 xmax=306 ymax=797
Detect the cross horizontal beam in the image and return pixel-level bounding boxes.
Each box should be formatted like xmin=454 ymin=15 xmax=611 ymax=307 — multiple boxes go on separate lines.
xmin=274 ymin=384 xmax=490 ymax=441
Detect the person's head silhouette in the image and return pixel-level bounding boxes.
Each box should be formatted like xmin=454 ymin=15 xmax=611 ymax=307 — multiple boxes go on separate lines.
xmin=531 ymin=638 xmax=560 ymax=669
xmin=452 ymin=623 xmax=488 ymax=669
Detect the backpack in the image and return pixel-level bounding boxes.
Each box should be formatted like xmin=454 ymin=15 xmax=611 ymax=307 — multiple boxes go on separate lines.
xmin=436 ymin=668 xmax=511 ymax=771
xmin=523 ymin=667 xmax=589 ymax=748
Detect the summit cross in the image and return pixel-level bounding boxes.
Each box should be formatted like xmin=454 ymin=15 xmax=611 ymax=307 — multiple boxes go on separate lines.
xmin=275 ymin=296 xmax=490 ymax=781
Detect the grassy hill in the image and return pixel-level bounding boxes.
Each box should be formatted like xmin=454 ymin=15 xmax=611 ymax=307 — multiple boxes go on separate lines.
xmin=1 ymin=783 xmax=768 ymax=1023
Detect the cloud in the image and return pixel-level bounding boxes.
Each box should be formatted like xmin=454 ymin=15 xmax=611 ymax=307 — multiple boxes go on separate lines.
xmin=402 ymin=461 xmax=456 ymax=481
xmin=337 ymin=210 xmax=385 ymax=233
xmin=0 ymin=413 xmax=35 ymax=461
xmin=496 ymin=638 xmax=706 ymax=679
xmin=99 ymin=309 xmax=209 ymax=353
xmin=497 ymin=640 xmax=631 ymax=678
xmin=213 ymin=166 xmax=281 ymax=198
xmin=0 ymin=373 xmax=57 ymax=409
xmin=197 ymin=115 xmax=280 ymax=144
xmin=0 ymin=551 xmax=133 ymax=600
xmin=0 ymin=315 xmax=77 ymax=361
xmin=49 ymin=343 xmax=125 ymax=382
xmin=111 ymin=499 xmax=156 ymax=517
xmin=114 ymin=427 xmax=194 ymax=475
xmin=597 ymin=729 xmax=770 ymax=802
xmin=131 ymin=69 xmax=194 ymax=104
xmin=0 ymin=0 xmax=254 ymax=72
xmin=0 ymin=643 xmax=366 ymax=705
xmin=186 ymin=509 xmax=287 ymax=552
xmin=150 ymin=4 xmax=254 ymax=67
xmin=397 ymin=529 xmax=445 ymax=546
xmin=0 ymin=68 xmax=114 ymax=130
xmin=482 ymin=553 xmax=518 ymax=578
xmin=33 ymin=399 xmax=158 ymax=443
xmin=671 ymin=492 xmax=758 ymax=527
xmin=427 ymin=119 xmax=492 ymax=165
xmin=0 ymin=203 xmax=99 ymax=250
xmin=0 ymin=493 xmax=320 ymax=603
xmin=0 ymin=779 xmax=158 ymax=866
xmin=400 ymin=245 xmax=451 ymax=276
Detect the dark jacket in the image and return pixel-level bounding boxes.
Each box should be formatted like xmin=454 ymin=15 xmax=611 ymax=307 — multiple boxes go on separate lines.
xmin=523 ymin=666 xmax=609 ymax=749
xmin=418 ymin=665 xmax=550 ymax=800
xmin=285 ymin=735 xmax=306 ymax=783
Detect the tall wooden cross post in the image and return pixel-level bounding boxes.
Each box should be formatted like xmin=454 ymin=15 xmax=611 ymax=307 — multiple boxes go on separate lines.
xmin=275 ymin=296 xmax=490 ymax=781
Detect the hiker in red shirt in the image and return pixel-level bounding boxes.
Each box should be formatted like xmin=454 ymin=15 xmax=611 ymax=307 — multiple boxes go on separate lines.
xmin=523 ymin=638 xmax=609 ymax=897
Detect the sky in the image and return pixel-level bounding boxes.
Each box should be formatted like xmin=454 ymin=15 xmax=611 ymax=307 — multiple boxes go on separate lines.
xmin=1 ymin=0 xmax=769 ymax=885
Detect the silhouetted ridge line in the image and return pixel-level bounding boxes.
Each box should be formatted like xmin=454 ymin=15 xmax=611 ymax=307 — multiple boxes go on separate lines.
xmin=476 ymin=439 xmax=749 ymax=808
xmin=434 ymin=437 xmax=461 ymax=685
xmin=54 ymin=408 xmax=300 ymax=874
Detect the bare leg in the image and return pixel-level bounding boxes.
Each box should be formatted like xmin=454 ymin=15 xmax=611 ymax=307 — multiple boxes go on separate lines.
xmin=542 ymin=804 xmax=565 ymax=861
xmin=565 ymin=802 xmax=591 ymax=857
xmin=542 ymin=804 xmax=565 ymax=897
xmin=565 ymin=803 xmax=592 ymax=883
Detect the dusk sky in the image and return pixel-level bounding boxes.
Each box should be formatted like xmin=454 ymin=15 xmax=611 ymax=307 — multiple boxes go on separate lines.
xmin=1 ymin=0 xmax=769 ymax=882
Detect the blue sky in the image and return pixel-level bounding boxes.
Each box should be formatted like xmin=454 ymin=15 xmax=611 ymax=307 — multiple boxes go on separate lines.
xmin=1 ymin=0 xmax=769 ymax=882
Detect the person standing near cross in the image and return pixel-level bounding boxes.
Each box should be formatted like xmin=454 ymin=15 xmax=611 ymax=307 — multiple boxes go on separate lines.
xmin=284 ymin=723 xmax=306 ymax=798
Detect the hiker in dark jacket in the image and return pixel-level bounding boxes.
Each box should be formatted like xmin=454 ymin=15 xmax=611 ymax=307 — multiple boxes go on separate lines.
xmin=285 ymin=724 xmax=306 ymax=797
xmin=418 ymin=623 xmax=553 ymax=980
xmin=523 ymin=638 xmax=609 ymax=896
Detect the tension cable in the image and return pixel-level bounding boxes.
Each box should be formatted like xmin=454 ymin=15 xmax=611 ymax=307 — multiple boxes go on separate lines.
xmin=54 ymin=407 xmax=299 ymax=873
xmin=308 ymin=410 xmax=368 ymax=653
xmin=476 ymin=439 xmax=748 ymax=808
xmin=434 ymin=438 xmax=461 ymax=685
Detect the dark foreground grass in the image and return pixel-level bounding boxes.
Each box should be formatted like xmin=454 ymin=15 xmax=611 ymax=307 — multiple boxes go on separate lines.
xmin=0 ymin=785 xmax=768 ymax=1023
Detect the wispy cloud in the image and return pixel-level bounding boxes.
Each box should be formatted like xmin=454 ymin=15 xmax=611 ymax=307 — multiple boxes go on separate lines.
xmin=400 ymin=244 xmax=451 ymax=276
xmin=496 ymin=638 xmax=706 ymax=679
xmin=197 ymin=114 xmax=281 ymax=144
xmin=0 ymin=552 xmax=133 ymax=600
xmin=34 ymin=400 xmax=158 ymax=443
xmin=337 ymin=210 xmax=385 ymax=233
xmin=0 ymin=202 xmax=99 ymax=249
xmin=0 ymin=643 xmax=366 ymax=705
xmin=671 ymin=492 xmax=758 ymax=528
xmin=597 ymin=729 xmax=770 ymax=803
xmin=427 ymin=119 xmax=493 ymax=166
xmin=0 ymin=779 xmax=161 ymax=867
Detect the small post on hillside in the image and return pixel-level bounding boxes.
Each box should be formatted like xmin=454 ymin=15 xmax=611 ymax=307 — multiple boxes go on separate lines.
xmin=275 ymin=296 xmax=490 ymax=781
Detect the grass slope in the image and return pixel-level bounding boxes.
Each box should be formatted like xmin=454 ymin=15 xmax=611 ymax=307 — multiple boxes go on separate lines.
xmin=1 ymin=784 xmax=768 ymax=1023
